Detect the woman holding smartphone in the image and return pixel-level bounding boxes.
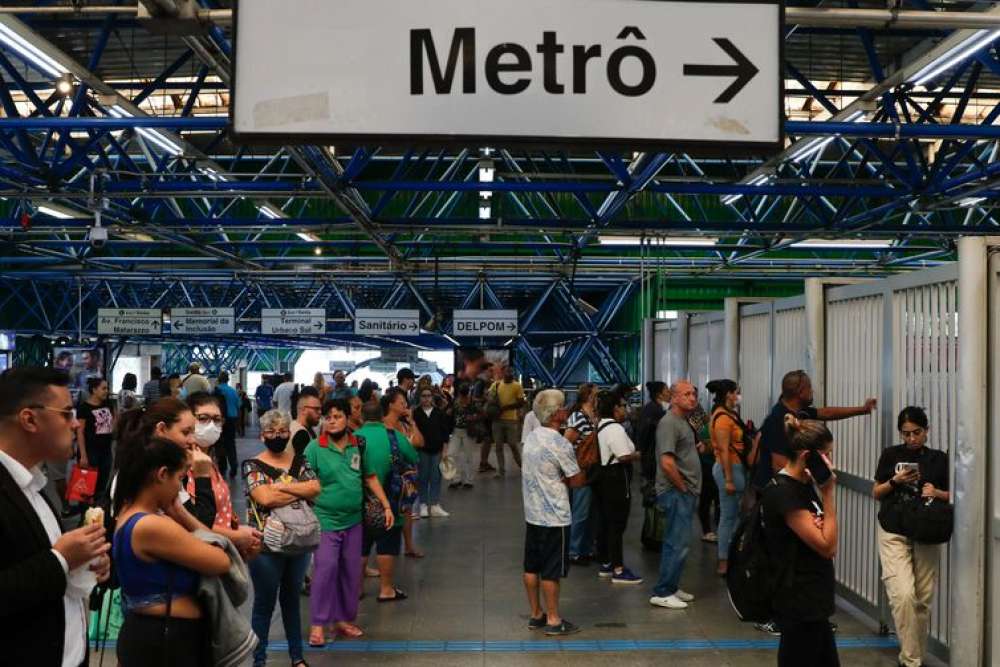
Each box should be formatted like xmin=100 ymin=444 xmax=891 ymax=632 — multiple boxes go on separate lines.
xmin=872 ymin=407 xmax=949 ymax=667
xmin=762 ymin=415 xmax=838 ymax=666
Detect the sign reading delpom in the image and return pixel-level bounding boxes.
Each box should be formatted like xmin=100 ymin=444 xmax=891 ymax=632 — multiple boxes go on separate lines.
xmin=171 ymin=308 xmax=235 ymax=335
xmin=354 ymin=309 xmax=421 ymax=336
xmin=232 ymin=0 xmax=781 ymax=152
xmin=261 ymin=308 xmax=326 ymax=335
xmin=453 ymin=310 xmax=518 ymax=337
xmin=97 ymin=309 xmax=163 ymax=336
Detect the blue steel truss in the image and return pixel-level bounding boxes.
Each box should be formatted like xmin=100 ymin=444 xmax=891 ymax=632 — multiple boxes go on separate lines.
xmin=0 ymin=8 xmax=998 ymax=382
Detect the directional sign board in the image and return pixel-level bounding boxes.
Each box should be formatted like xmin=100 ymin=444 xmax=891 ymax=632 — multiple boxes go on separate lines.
xmin=354 ymin=309 xmax=421 ymax=337
xmin=453 ymin=310 xmax=519 ymax=337
xmin=170 ymin=308 xmax=235 ymax=335
xmin=233 ymin=0 xmax=781 ymax=152
xmin=97 ymin=309 xmax=162 ymax=336
xmin=261 ymin=308 xmax=326 ymax=335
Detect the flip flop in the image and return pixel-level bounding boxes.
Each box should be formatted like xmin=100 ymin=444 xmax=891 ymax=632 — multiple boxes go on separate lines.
xmin=336 ymin=624 xmax=365 ymax=638
xmin=377 ymin=587 xmax=408 ymax=603
xmin=307 ymin=634 xmax=326 ymax=648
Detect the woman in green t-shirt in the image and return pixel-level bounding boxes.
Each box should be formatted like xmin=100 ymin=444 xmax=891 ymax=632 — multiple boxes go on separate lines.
xmin=304 ymin=398 xmax=394 ymax=646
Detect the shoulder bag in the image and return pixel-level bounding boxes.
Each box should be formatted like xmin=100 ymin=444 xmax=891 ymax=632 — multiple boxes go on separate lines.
xmin=246 ymin=458 xmax=320 ymax=554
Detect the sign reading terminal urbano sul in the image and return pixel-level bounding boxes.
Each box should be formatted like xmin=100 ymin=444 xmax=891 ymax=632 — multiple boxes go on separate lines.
xmin=231 ymin=0 xmax=782 ymax=153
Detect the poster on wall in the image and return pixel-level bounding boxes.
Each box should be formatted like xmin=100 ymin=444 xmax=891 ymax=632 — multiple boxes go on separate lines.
xmin=454 ymin=347 xmax=512 ymax=388
xmin=53 ymin=347 xmax=105 ymax=403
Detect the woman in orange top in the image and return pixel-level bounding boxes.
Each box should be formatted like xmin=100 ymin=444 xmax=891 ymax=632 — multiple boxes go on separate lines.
xmin=707 ymin=379 xmax=757 ymax=575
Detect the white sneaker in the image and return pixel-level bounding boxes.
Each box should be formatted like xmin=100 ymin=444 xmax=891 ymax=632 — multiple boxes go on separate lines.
xmin=429 ymin=504 xmax=450 ymax=518
xmin=675 ymin=590 xmax=695 ymax=602
xmin=649 ymin=595 xmax=688 ymax=609
xmin=419 ymin=504 xmax=429 ymax=518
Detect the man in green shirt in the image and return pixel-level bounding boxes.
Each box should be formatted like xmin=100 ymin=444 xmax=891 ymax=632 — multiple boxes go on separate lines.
xmin=356 ymin=401 xmax=418 ymax=602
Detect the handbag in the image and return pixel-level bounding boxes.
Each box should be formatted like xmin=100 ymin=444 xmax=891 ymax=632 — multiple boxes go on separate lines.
xmin=246 ymin=458 xmax=320 ymax=554
xmin=66 ymin=465 xmax=98 ymax=503
xmin=356 ymin=434 xmax=389 ymax=535
xmin=387 ymin=429 xmax=419 ymax=514
xmin=878 ymin=490 xmax=954 ymax=544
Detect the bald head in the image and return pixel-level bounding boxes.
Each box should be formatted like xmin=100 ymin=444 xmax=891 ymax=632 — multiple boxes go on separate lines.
xmin=669 ymin=380 xmax=698 ymax=415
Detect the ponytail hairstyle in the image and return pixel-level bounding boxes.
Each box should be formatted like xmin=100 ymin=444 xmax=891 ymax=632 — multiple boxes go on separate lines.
xmin=783 ymin=413 xmax=833 ymax=461
xmin=114 ymin=397 xmax=192 ymax=466
xmin=646 ymin=381 xmax=666 ymax=401
xmin=571 ymin=383 xmax=597 ymax=414
xmin=113 ymin=436 xmax=189 ymax=516
xmin=705 ymin=379 xmax=738 ymax=408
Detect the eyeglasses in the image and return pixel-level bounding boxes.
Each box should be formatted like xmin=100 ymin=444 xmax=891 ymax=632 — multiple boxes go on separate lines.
xmin=262 ymin=430 xmax=290 ymax=439
xmin=28 ymin=405 xmax=76 ymax=422
xmin=195 ymin=414 xmax=224 ymax=426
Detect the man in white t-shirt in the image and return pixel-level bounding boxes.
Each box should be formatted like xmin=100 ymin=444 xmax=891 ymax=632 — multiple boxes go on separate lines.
xmin=521 ymin=389 xmax=587 ymax=637
xmin=272 ymin=372 xmax=296 ymax=416
xmin=593 ymin=390 xmax=642 ymax=584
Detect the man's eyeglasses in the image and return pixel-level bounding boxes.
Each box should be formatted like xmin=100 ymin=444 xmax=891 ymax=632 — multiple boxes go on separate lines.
xmin=195 ymin=414 xmax=224 ymax=426
xmin=28 ymin=405 xmax=76 ymax=422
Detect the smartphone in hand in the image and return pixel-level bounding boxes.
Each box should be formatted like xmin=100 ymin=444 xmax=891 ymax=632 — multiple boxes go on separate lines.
xmin=806 ymin=450 xmax=833 ymax=486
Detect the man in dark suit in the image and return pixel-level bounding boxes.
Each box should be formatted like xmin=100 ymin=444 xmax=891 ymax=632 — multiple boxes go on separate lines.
xmin=0 ymin=367 xmax=111 ymax=666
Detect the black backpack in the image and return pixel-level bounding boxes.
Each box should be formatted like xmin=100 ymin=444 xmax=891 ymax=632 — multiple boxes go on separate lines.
xmin=725 ymin=476 xmax=795 ymax=623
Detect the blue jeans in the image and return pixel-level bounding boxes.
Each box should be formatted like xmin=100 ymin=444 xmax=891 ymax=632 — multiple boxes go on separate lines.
xmin=418 ymin=451 xmax=442 ymax=505
xmin=652 ymin=489 xmax=697 ymax=597
xmin=569 ymin=485 xmax=593 ymax=558
xmin=249 ymin=551 xmax=310 ymax=667
xmin=713 ymin=461 xmax=746 ymax=560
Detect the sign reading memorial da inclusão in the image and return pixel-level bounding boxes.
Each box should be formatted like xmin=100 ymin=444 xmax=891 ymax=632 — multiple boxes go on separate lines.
xmin=231 ymin=0 xmax=782 ymax=153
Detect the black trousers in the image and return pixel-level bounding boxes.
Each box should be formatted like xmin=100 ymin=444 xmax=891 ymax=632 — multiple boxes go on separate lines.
xmin=778 ymin=619 xmax=839 ymax=667
xmin=118 ymin=613 xmax=210 ymax=666
xmin=217 ymin=417 xmax=238 ymax=477
xmin=593 ymin=464 xmax=632 ymax=569
xmin=87 ymin=442 xmax=113 ymax=505
xmin=698 ymin=456 xmax=719 ymax=535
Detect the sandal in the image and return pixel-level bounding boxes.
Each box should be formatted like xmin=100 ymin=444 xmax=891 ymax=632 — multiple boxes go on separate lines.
xmin=335 ymin=622 xmax=365 ymax=638
xmin=377 ymin=587 xmax=408 ymax=603
xmin=308 ymin=628 xmax=326 ymax=647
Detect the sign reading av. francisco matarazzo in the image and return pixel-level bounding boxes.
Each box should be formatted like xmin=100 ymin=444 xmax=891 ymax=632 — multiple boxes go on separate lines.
xmin=231 ymin=0 xmax=782 ymax=152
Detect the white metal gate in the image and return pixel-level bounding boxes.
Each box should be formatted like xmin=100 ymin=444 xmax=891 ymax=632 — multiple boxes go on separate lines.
xmin=738 ymin=304 xmax=773 ymax=425
xmin=688 ymin=311 xmax=726 ymax=407
xmin=652 ymin=319 xmax=681 ymax=386
xmin=772 ymin=299 xmax=807 ymax=402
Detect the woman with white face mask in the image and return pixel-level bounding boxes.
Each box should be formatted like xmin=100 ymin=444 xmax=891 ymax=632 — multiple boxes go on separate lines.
xmin=707 ymin=379 xmax=757 ymax=575
xmin=186 ymin=392 xmax=262 ymax=559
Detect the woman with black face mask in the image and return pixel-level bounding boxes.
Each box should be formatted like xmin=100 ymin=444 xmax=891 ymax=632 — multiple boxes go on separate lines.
xmin=242 ymin=409 xmax=320 ymax=667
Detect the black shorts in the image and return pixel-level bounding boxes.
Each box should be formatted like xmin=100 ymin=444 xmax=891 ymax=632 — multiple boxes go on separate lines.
xmin=523 ymin=523 xmax=570 ymax=581
xmin=363 ymin=525 xmax=402 ymax=556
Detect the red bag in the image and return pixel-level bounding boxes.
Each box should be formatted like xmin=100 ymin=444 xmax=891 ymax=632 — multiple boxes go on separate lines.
xmin=66 ymin=465 xmax=98 ymax=503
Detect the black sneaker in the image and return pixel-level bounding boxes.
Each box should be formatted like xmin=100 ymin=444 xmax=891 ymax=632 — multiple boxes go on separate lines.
xmin=528 ymin=615 xmax=547 ymax=631
xmin=544 ymin=620 xmax=580 ymax=636
xmin=569 ymin=555 xmax=592 ymax=566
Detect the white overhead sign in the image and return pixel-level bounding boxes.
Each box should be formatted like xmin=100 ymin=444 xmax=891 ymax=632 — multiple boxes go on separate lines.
xmin=261 ymin=308 xmax=326 ymax=335
xmin=97 ymin=309 xmax=162 ymax=336
xmin=232 ymin=0 xmax=782 ymax=151
xmin=355 ymin=309 xmax=421 ymax=336
xmin=453 ymin=309 xmax=519 ymax=337
xmin=170 ymin=308 xmax=236 ymax=335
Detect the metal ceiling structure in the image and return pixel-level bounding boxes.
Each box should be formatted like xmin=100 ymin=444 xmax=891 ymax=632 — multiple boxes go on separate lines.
xmin=1 ymin=0 xmax=1000 ymax=382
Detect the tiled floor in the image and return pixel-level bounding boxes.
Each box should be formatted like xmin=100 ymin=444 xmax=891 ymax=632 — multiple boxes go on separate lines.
xmin=94 ymin=432 xmax=916 ymax=666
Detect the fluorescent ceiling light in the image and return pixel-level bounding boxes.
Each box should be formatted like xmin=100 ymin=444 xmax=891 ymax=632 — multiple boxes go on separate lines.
xmin=599 ymin=236 xmax=717 ymax=247
xmin=478 ymin=205 xmax=491 ymax=220
xmin=37 ymin=203 xmax=77 ymax=219
xmin=910 ymin=29 xmax=1000 ymax=87
xmin=790 ymin=239 xmax=892 ymax=249
xmin=199 ymin=167 xmax=228 ymax=182
xmin=296 ymin=232 xmax=320 ymax=242
xmin=656 ymin=310 xmax=679 ymax=320
xmin=259 ymin=204 xmax=285 ymax=220
xmin=787 ymin=111 xmax=867 ymax=164
xmin=722 ymin=174 xmax=770 ymax=206
xmin=0 ymin=23 xmax=65 ymax=78
xmin=108 ymin=105 xmax=183 ymax=156
xmin=958 ymin=196 xmax=987 ymax=208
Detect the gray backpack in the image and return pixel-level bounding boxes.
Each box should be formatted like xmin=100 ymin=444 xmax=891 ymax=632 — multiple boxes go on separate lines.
xmin=245 ymin=458 xmax=320 ymax=554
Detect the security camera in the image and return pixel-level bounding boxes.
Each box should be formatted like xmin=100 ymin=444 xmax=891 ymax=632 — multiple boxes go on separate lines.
xmin=89 ymin=225 xmax=108 ymax=249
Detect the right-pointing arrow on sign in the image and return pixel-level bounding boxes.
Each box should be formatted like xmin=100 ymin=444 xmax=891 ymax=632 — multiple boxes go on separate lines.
xmin=683 ymin=38 xmax=758 ymax=104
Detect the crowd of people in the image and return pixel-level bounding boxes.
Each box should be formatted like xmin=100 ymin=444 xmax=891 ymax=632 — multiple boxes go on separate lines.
xmin=0 ymin=355 xmax=952 ymax=667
